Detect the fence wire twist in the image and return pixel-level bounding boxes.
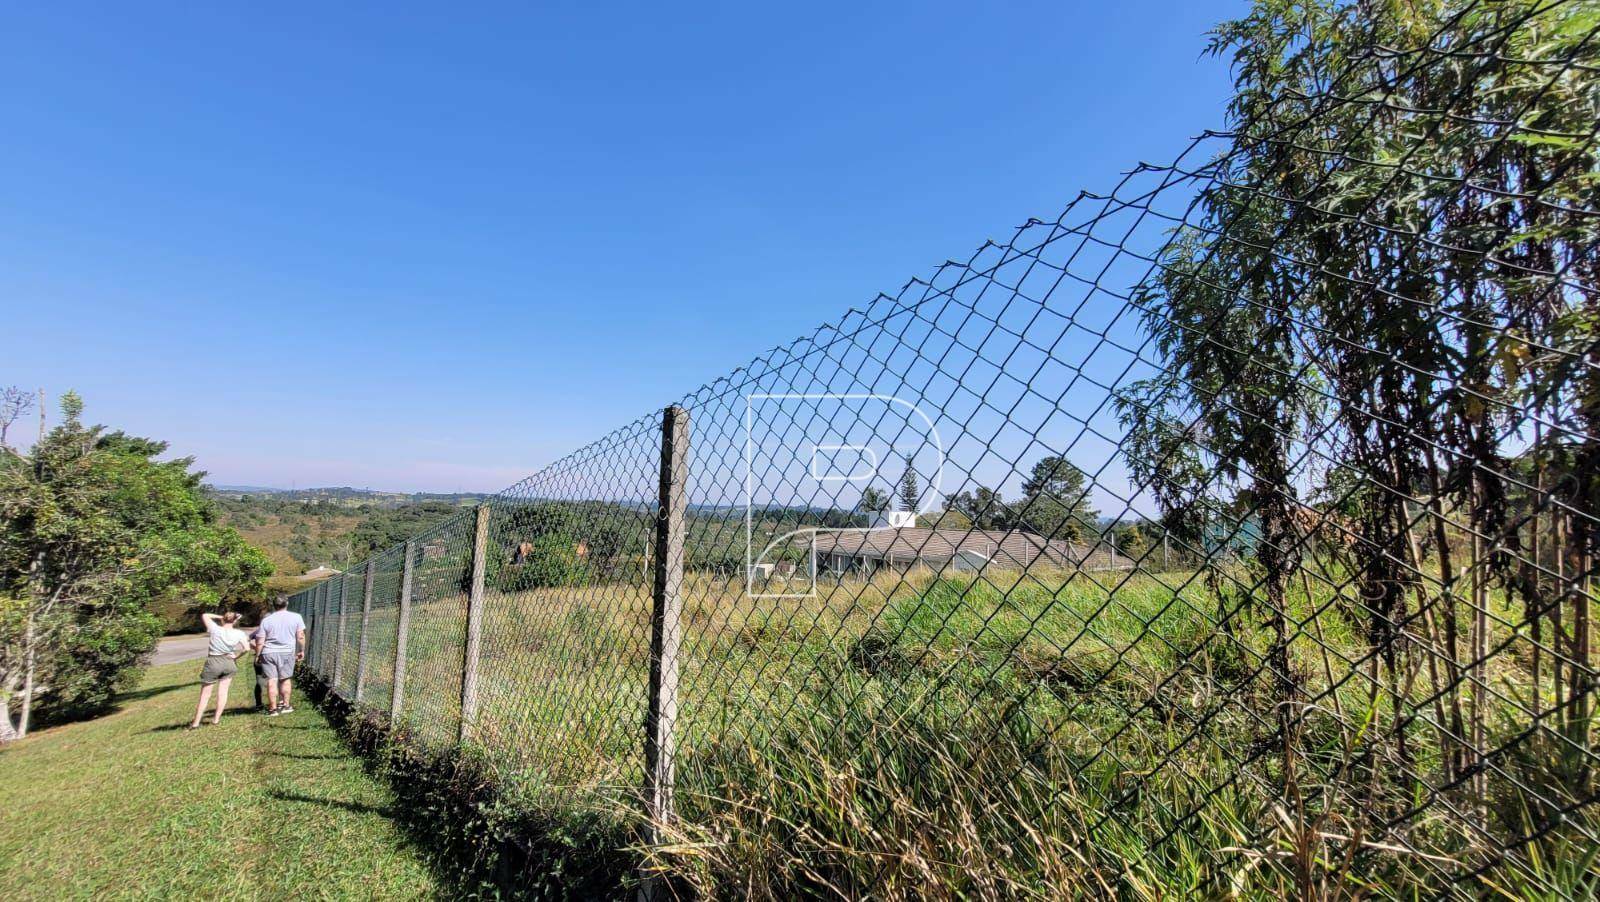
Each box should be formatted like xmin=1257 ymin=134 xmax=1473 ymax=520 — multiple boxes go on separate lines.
xmin=288 ymin=2 xmax=1600 ymax=895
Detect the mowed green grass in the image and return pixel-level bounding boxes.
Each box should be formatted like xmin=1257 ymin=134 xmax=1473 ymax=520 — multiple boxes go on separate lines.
xmin=0 ymin=661 xmax=438 ymax=900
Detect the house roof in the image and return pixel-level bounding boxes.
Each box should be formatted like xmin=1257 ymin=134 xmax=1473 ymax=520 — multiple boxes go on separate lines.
xmin=810 ymin=527 xmax=1092 ymax=568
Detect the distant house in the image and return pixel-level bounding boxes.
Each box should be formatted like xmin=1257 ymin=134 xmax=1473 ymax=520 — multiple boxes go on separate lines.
xmin=302 ymin=565 xmax=342 ymax=579
xmin=811 ymin=527 xmax=1130 ymax=577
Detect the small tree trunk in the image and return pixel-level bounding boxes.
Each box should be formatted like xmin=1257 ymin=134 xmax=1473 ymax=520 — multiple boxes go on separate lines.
xmin=17 ymin=552 xmax=46 ymax=739
xmin=18 ymin=605 xmax=37 ymax=738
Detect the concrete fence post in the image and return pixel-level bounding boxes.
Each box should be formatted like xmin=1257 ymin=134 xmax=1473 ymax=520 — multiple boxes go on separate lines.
xmin=391 ymin=540 xmax=415 ymax=722
xmin=459 ymin=504 xmax=492 ymax=743
xmin=355 ymin=560 xmax=375 ymax=703
xmin=643 ymin=405 xmax=689 ymax=847
xmin=332 ymin=575 xmax=348 ymax=692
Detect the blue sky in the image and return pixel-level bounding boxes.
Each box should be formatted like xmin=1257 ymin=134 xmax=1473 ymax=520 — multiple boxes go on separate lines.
xmin=3 ymin=1 xmax=1243 ymax=494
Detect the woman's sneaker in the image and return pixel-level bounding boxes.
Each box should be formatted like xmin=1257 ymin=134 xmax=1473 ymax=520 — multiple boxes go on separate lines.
xmin=267 ymin=707 xmax=281 ymax=717
xmin=279 ymin=705 xmax=295 ymax=714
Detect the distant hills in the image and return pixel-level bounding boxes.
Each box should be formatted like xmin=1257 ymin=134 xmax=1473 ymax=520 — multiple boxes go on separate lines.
xmin=205 ymin=486 xmax=489 ymax=583
xmin=207 ymin=484 xmax=492 ymax=509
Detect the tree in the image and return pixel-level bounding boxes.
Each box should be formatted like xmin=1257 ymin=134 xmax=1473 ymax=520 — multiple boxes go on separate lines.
xmin=0 ymin=393 xmax=270 ymax=736
xmin=1117 ymin=523 xmax=1149 ymax=560
xmin=925 ymin=509 xmax=973 ymax=531
xmin=495 ymin=532 xmax=590 ymax=591
xmin=859 ymin=487 xmax=890 ymax=516
xmin=1015 ymin=456 xmax=1099 ymax=542
xmin=949 ymin=486 xmax=1010 ymax=530
xmin=1112 ymin=0 xmax=1600 ymax=861
xmin=0 ymin=387 xmax=35 ymax=452
xmin=897 ymin=458 xmax=919 ymax=514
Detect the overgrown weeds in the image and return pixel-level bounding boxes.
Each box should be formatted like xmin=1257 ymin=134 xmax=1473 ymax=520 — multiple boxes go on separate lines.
xmin=307 ymin=564 xmax=1599 ymax=897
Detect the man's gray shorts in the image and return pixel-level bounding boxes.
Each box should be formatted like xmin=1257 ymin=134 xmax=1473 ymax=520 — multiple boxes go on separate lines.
xmin=261 ymin=652 xmax=296 ymax=681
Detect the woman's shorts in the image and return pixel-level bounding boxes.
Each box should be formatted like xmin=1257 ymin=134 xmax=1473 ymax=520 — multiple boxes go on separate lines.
xmin=200 ymin=655 xmax=238 ymax=684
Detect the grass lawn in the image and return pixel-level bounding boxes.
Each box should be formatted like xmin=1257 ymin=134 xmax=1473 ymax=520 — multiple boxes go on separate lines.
xmin=0 ymin=661 xmax=439 ymax=900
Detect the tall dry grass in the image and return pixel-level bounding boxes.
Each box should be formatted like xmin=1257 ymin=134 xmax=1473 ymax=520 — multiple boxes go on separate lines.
xmin=347 ymin=560 xmax=1597 ymax=897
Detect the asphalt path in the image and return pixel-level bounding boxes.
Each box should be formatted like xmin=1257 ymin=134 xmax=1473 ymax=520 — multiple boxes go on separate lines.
xmin=151 ymin=633 xmax=210 ymax=665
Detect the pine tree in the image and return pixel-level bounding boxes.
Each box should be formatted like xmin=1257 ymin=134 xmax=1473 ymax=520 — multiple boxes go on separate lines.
xmin=898 ymin=459 xmax=920 ymax=514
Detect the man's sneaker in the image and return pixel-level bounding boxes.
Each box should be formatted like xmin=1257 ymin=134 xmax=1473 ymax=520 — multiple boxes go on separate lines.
xmin=280 ymin=705 xmax=295 ymax=714
xmin=267 ymin=708 xmax=281 ymax=717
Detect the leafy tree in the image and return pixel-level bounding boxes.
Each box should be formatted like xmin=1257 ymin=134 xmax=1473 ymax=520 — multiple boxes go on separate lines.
xmin=495 ymin=532 xmax=591 ymax=591
xmin=949 ymin=486 xmax=1010 ymax=530
xmin=1113 ymin=0 xmax=1600 ymax=858
xmin=1015 ymin=456 xmax=1099 ymax=542
xmin=347 ymin=500 xmax=461 ymax=554
xmin=0 ymin=393 xmax=270 ymax=736
xmin=494 ymin=500 xmax=645 ymax=582
xmin=858 ymin=487 xmax=890 ymax=516
xmin=924 ymin=509 xmax=973 ymax=531
xmin=1113 ymin=381 xmax=1223 ymax=553
xmin=1117 ymin=523 xmax=1149 ymax=560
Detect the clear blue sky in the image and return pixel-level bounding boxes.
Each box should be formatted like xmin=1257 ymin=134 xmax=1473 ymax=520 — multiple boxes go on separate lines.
xmin=3 ymin=1 xmax=1243 ymax=493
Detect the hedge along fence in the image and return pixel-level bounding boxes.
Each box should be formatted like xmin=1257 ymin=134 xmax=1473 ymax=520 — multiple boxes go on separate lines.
xmin=290 ymin=2 xmax=1600 ymax=895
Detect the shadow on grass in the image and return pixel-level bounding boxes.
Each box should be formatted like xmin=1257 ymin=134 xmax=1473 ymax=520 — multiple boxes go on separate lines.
xmin=268 ymin=789 xmax=396 ymax=817
xmin=115 ymin=683 xmax=190 ymax=704
xmin=262 ymin=751 xmax=348 ymax=761
xmin=302 ymin=676 xmax=648 ymax=899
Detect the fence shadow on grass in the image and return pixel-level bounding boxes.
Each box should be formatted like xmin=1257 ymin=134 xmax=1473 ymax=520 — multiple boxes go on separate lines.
xmin=115 ymin=683 xmax=190 ymax=705
xmin=303 ymin=674 xmax=650 ymax=900
xmin=267 ymin=788 xmax=396 ymax=818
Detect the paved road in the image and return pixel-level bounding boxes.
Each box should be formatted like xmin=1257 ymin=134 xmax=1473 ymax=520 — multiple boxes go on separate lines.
xmin=151 ymin=633 xmax=209 ymax=665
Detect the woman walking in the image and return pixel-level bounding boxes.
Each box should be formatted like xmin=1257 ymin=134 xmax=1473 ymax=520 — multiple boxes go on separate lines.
xmin=190 ymin=611 xmax=249 ymax=729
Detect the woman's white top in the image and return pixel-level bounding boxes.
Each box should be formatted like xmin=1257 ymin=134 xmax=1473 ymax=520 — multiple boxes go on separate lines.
xmin=206 ymin=622 xmax=249 ymax=658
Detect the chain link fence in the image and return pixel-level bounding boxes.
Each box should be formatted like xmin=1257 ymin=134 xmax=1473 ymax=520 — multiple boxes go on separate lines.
xmin=288 ymin=1 xmax=1599 ymax=895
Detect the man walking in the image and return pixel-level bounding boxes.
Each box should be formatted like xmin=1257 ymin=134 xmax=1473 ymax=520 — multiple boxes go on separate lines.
xmin=256 ymin=596 xmax=307 ymax=716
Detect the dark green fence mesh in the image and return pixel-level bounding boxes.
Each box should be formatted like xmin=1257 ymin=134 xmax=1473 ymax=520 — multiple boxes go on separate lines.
xmin=287 ymin=2 xmax=1600 ymax=894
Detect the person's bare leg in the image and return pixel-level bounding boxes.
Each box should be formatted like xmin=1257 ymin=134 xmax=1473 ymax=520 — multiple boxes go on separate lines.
xmin=192 ymin=684 xmax=214 ymax=728
xmin=280 ymin=678 xmax=293 ymax=709
xmin=212 ymin=676 xmax=233 ymax=724
xmin=266 ymin=675 xmax=280 ymax=711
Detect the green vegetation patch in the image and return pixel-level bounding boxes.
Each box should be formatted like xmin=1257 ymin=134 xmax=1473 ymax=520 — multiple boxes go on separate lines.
xmin=0 ymin=661 xmax=438 ymax=900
